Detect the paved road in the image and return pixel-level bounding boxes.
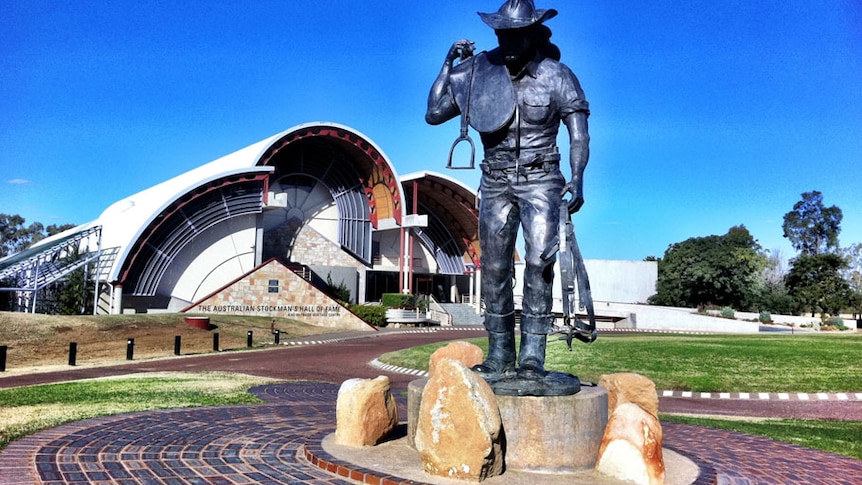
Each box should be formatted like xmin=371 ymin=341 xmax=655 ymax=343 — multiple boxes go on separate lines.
xmin=2 ymin=327 xmax=860 ymax=421
xmin=0 ymin=329 xmax=484 ymax=391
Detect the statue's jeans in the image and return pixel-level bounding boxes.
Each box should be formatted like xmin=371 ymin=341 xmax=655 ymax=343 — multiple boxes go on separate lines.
xmin=479 ymin=163 xmax=563 ymax=335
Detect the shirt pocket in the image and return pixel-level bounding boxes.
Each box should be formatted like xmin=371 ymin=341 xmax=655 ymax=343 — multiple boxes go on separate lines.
xmin=521 ymin=92 xmax=552 ymax=125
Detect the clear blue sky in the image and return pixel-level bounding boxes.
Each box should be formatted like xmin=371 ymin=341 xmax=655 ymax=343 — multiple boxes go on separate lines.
xmin=2 ymin=1 xmax=860 ymax=262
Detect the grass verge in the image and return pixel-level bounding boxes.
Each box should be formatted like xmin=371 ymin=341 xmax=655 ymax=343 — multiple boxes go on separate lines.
xmin=0 ymin=371 xmax=279 ymax=451
xmin=660 ymin=415 xmax=862 ymax=460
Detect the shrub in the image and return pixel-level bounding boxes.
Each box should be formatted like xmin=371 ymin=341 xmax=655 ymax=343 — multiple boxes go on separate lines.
xmin=382 ymin=293 xmax=414 ymax=308
xmin=349 ymin=304 xmax=388 ymax=327
xmin=759 ymin=311 xmax=773 ymax=324
xmin=821 ymin=315 xmax=846 ymax=331
xmin=326 ymin=274 xmax=352 ymax=304
xmin=720 ymin=307 xmax=736 ymax=319
xmin=415 ymin=294 xmax=430 ymax=312
xmin=329 ymin=283 xmax=351 ymax=304
xmin=757 ymin=288 xmax=797 ymax=315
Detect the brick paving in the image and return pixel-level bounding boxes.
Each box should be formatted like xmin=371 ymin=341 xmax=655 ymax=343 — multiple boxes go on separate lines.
xmin=0 ymin=328 xmax=860 ymax=484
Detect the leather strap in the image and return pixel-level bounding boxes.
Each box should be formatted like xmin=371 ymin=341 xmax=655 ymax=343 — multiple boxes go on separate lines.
xmin=556 ymin=203 xmax=597 ymax=350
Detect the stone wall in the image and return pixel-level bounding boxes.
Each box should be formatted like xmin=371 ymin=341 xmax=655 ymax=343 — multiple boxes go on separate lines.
xmin=183 ymin=259 xmax=373 ymax=330
xmin=267 ymin=220 xmax=366 ymax=270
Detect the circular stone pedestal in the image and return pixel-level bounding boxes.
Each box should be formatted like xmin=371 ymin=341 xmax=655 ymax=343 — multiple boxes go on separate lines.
xmin=497 ymin=385 xmax=608 ymax=473
xmin=407 ymin=378 xmax=608 ymax=473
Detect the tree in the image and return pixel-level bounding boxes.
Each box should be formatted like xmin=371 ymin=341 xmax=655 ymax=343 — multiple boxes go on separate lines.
xmin=757 ymin=248 xmax=796 ymax=314
xmin=0 ymin=214 xmax=74 ymax=258
xmin=761 ymin=248 xmax=788 ymax=289
xmin=57 ymin=266 xmax=94 ymax=315
xmin=785 ymin=253 xmax=851 ymax=316
xmin=841 ymin=243 xmax=862 ymax=292
xmin=1 ymin=214 xmax=34 ymax=257
xmin=46 ymin=224 xmax=76 ymax=236
xmin=649 ymin=225 xmax=768 ymax=310
xmin=840 ymin=243 xmax=862 ymax=318
xmin=782 ymin=191 xmax=842 ymax=256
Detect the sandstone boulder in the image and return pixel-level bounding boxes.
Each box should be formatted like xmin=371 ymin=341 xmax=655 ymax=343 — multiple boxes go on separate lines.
xmin=334 ymin=376 xmax=398 ymax=447
xmin=428 ymin=341 xmax=484 ymax=378
xmin=415 ymin=358 xmax=504 ymax=481
xmin=596 ymin=402 xmax=665 ymax=485
xmin=599 ymin=372 xmax=659 ymax=418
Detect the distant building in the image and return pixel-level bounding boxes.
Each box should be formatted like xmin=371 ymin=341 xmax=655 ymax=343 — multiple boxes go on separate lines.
xmin=0 ymin=122 xmax=655 ymax=322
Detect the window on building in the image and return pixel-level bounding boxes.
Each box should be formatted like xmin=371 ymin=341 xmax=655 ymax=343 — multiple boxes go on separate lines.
xmin=268 ymin=279 xmax=279 ymax=293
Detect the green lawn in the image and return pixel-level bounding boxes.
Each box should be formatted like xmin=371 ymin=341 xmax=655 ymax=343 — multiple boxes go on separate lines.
xmin=661 ymin=415 xmax=862 ymax=460
xmin=0 ymin=372 xmax=278 ymax=451
xmin=380 ymin=333 xmax=862 ymax=393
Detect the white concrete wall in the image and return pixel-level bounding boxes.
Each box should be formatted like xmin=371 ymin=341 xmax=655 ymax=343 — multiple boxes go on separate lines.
xmin=412 ymin=236 xmax=439 ymax=273
xmin=262 ymin=180 xmax=339 ymax=242
xmin=513 ymin=259 xmax=658 ymax=308
xmin=601 ymin=302 xmax=760 ymax=333
xmin=733 ymin=311 xmax=821 ymax=327
xmin=373 ymin=230 xmax=402 ymax=269
xmin=584 ymin=259 xmax=657 ymax=304
xmin=161 ymin=215 xmax=258 ymax=310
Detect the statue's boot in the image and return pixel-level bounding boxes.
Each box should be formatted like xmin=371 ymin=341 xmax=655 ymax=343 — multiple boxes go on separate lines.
xmin=517 ymin=332 xmax=548 ymax=380
xmin=472 ymin=331 xmax=516 ymax=379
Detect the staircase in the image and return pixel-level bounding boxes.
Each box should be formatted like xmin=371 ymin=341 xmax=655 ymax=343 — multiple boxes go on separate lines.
xmin=439 ymin=303 xmax=485 ymax=326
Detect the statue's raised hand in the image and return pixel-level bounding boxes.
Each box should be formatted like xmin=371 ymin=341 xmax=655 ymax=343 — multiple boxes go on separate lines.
xmin=446 ymin=39 xmax=476 ymax=64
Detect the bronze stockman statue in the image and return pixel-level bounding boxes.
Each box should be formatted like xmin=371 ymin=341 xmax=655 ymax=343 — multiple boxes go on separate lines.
xmin=426 ymin=0 xmax=596 ymax=396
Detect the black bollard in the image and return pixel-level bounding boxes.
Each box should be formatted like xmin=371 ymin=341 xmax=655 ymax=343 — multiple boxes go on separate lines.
xmin=274 ymin=330 xmax=280 ymax=344
xmin=126 ymin=338 xmax=135 ymax=360
xmin=69 ymin=342 xmax=78 ymax=366
xmin=174 ymin=335 xmax=181 ymax=356
xmin=0 ymin=345 xmax=7 ymax=372
xmin=247 ymin=330 xmax=253 ymax=348
xmin=213 ymin=332 xmax=219 ymax=352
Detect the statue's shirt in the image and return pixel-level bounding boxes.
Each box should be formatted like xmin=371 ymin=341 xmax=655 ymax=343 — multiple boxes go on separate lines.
xmin=450 ymin=49 xmax=590 ymax=159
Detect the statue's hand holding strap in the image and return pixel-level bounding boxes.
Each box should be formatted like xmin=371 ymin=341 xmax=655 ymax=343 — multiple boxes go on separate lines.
xmin=446 ymin=39 xmax=476 ymax=65
xmin=427 ymin=39 xmax=475 ymax=126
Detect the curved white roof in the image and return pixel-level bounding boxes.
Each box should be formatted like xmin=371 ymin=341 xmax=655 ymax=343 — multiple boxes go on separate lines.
xmin=94 ymin=122 xmax=405 ymax=282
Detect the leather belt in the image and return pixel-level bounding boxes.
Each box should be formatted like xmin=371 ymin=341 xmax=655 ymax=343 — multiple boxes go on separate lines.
xmin=480 ymin=147 xmax=561 ymax=172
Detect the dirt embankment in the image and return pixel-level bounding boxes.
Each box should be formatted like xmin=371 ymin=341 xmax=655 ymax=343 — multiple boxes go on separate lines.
xmin=0 ymin=312 xmax=342 ymax=375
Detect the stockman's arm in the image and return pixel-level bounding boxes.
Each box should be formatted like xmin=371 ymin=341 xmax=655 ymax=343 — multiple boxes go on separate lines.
xmin=426 ymin=40 xmax=474 ymax=125
xmin=562 ymin=111 xmax=590 ymax=214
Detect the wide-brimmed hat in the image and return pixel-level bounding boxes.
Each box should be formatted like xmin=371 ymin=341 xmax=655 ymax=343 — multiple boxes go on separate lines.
xmin=478 ymin=0 xmax=557 ymax=30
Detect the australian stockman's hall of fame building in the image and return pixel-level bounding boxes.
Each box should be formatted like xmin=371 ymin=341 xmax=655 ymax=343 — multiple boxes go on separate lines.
xmin=0 ymin=122 xmax=655 ymax=329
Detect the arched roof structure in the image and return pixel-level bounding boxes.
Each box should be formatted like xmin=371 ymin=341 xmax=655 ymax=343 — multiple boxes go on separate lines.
xmin=102 ymin=122 xmax=406 ymax=297
xmin=117 ymin=169 xmax=273 ymax=295
xmin=7 ymin=122 xmax=494 ymax=313
xmin=401 ymin=171 xmax=481 ymax=272
xmin=256 ymin=124 xmax=403 ymax=264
